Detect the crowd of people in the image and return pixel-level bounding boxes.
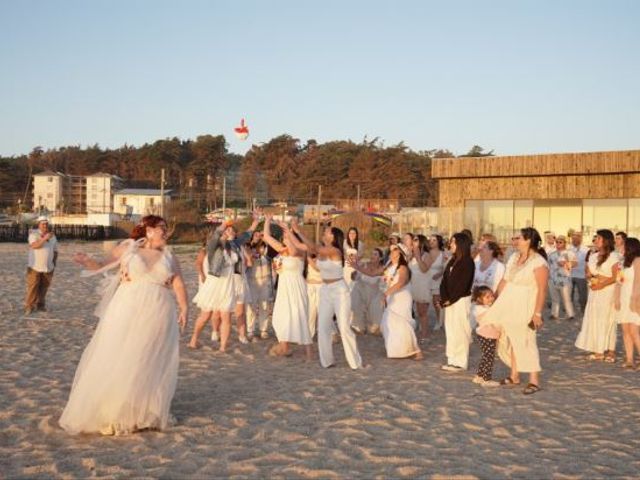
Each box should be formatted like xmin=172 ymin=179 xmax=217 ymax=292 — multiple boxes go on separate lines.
xmin=24 ymin=212 xmax=638 ymax=435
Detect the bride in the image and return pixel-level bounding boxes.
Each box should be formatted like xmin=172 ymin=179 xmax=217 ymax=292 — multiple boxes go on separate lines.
xmin=59 ymin=215 xmax=188 ymax=435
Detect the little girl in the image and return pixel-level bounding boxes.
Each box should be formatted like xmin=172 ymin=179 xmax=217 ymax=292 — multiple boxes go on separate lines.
xmin=471 ymin=285 xmax=501 ymax=387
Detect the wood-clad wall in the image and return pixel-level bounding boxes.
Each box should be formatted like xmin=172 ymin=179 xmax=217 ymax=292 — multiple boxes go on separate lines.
xmin=432 ymin=150 xmax=640 ymax=179
xmin=438 ymin=173 xmax=640 ymax=207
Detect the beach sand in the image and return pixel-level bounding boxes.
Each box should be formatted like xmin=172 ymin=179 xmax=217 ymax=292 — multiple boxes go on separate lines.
xmin=1 ymin=242 xmax=639 ymax=479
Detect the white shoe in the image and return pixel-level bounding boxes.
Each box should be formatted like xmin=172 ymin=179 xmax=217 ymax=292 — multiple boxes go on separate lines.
xmin=260 ymin=331 xmax=270 ymax=340
xmin=472 ymin=375 xmax=483 ymax=384
xmin=238 ymin=336 xmax=249 ymax=345
xmin=211 ymin=331 xmax=219 ymax=342
xmin=441 ymin=364 xmax=464 ymax=372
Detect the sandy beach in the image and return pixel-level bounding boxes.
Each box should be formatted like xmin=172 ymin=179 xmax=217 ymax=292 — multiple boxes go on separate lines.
xmin=1 ymin=241 xmax=639 ymax=479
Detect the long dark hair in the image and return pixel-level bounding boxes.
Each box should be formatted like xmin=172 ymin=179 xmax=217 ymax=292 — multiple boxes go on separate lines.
xmin=346 ymin=227 xmax=359 ymax=250
xmin=397 ymin=249 xmax=412 ymax=281
xmin=372 ymin=247 xmax=384 ymax=266
xmin=596 ymin=229 xmax=614 ymax=267
xmin=330 ymin=227 xmax=345 ymax=265
xmin=451 ymin=232 xmax=472 ymax=264
xmin=521 ymin=227 xmax=547 ymax=261
xmin=461 ymin=229 xmax=474 ymax=244
xmin=415 ymin=234 xmax=429 ymax=255
xmin=623 ymin=237 xmax=640 ymax=268
xmin=432 ymin=234 xmax=445 ymax=251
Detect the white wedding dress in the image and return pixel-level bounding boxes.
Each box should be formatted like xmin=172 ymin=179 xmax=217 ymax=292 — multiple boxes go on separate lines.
xmin=272 ymin=256 xmax=311 ymax=345
xmin=59 ymin=240 xmax=180 ymax=435
xmin=381 ymin=266 xmax=420 ymax=358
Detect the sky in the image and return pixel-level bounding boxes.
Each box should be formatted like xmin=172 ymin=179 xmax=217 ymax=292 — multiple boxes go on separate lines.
xmin=1 ymin=0 xmax=639 ymax=158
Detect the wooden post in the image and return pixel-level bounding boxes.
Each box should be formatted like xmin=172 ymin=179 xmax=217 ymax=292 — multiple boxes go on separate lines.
xmin=160 ymin=168 xmax=165 ymax=217
xmin=315 ymin=185 xmax=322 ymax=243
xmin=222 ymin=176 xmax=226 ymax=218
xmin=356 ymin=184 xmax=361 ymax=212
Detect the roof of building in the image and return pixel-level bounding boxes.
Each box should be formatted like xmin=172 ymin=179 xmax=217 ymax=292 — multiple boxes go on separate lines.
xmin=114 ymin=189 xmax=172 ymax=196
xmin=33 ymin=170 xmax=63 ymax=176
xmin=86 ymin=172 xmax=124 ymax=179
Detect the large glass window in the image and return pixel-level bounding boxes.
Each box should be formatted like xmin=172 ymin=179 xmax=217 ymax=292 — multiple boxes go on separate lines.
xmin=464 ymin=200 xmax=513 ymax=243
xmin=582 ymin=199 xmax=627 ymax=238
xmin=533 ymin=200 xmax=582 ymax=237
xmin=514 ymin=200 xmax=533 ymax=231
xmin=628 ymin=199 xmax=640 ymax=238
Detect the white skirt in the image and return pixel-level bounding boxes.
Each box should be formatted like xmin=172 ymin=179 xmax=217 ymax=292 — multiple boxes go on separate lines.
xmin=60 ymin=280 xmax=179 ymax=435
xmin=272 ymin=271 xmax=311 ymax=345
xmin=575 ymin=285 xmax=617 ymax=353
xmin=381 ymin=287 xmax=420 ymax=358
xmin=234 ymin=273 xmax=253 ymax=305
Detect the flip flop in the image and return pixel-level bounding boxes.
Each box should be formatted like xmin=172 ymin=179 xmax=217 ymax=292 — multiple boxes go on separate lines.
xmin=523 ymin=383 xmax=541 ymax=395
xmin=500 ymin=377 xmax=521 ymax=386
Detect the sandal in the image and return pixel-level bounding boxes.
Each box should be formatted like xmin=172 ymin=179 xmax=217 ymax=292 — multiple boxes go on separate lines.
xmin=523 ymin=383 xmax=541 ymax=395
xmin=604 ymin=355 xmax=616 ymax=363
xmin=587 ymin=353 xmax=604 ymax=361
xmin=622 ymin=362 xmax=635 ymax=369
xmin=499 ymin=377 xmax=521 ymax=386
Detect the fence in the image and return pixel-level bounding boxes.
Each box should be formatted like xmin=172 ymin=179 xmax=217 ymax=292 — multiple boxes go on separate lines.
xmin=0 ymin=224 xmax=114 ymax=242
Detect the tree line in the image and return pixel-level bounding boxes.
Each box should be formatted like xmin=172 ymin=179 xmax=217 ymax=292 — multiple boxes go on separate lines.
xmin=0 ymin=134 xmax=493 ymax=209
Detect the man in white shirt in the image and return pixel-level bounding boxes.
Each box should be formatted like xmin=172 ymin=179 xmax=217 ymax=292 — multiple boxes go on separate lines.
xmin=25 ymin=216 xmax=58 ymax=314
xmin=543 ymin=231 xmax=557 ymax=256
xmin=569 ymin=231 xmax=589 ymax=313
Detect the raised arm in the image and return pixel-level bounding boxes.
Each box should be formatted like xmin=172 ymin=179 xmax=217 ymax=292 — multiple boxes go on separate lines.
xmin=262 ymin=215 xmax=286 ymax=253
xmin=72 ymin=239 xmax=131 ymax=271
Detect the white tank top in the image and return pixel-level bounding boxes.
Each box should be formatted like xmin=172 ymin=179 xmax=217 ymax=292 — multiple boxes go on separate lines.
xmin=316 ymin=258 xmax=343 ymax=280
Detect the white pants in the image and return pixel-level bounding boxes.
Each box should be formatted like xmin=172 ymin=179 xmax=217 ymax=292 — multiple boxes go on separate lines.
xmin=549 ymin=283 xmax=575 ymax=319
xmin=351 ymin=282 xmax=383 ymax=332
xmin=307 ymin=283 xmax=322 ymax=338
xmin=246 ymin=300 xmax=270 ymax=335
xmin=444 ymin=296 xmax=472 ymax=369
xmin=318 ymin=281 xmax=362 ymax=369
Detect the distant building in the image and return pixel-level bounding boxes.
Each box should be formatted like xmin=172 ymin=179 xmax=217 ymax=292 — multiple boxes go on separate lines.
xmin=334 ymin=198 xmax=400 ymax=213
xmin=86 ymin=173 xmax=123 ymax=214
xmin=297 ymin=204 xmax=336 ymax=223
xmin=113 ymin=189 xmax=172 ymax=218
xmin=431 ymin=149 xmax=640 ymax=241
xmin=33 ymin=171 xmax=65 ymax=213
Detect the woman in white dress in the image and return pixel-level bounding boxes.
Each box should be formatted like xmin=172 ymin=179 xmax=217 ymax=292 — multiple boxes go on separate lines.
xmin=343 ymin=227 xmax=364 ymax=290
xmin=262 ymin=216 xmax=312 ymax=359
xmin=409 ymin=235 xmax=434 ymax=344
xmin=614 ymin=237 xmax=640 ymax=369
xmin=473 ymin=241 xmax=506 ymax=293
xmin=60 ymin=215 xmax=188 ymax=435
xmin=350 ymin=248 xmax=385 ymax=335
xmin=575 ymin=229 xmax=621 ymax=362
xmin=291 ymin=221 xmax=363 ymax=369
xmin=380 ymin=247 xmax=423 ymax=360
xmin=482 ymin=228 xmax=548 ymax=395
xmin=189 ymin=214 xmax=260 ymax=352
xmin=428 ymin=235 xmax=446 ymax=330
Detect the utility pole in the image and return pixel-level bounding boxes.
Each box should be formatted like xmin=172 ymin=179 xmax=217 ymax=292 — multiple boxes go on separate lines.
xmin=222 ymin=176 xmax=226 ymax=218
xmin=160 ymin=168 xmax=165 ymax=217
xmin=315 ymin=184 xmax=322 ymax=243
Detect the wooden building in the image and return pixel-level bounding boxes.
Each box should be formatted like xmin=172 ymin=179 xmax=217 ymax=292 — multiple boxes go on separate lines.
xmin=431 ymin=149 xmax=640 ymax=241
